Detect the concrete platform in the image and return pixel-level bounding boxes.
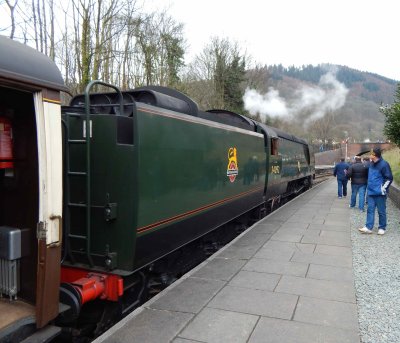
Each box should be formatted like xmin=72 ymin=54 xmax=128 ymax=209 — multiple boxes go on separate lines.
xmin=94 ymin=179 xmax=360 ymax=343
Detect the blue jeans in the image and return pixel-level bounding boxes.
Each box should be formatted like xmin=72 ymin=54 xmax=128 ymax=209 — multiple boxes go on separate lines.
xmin=350 ymin=184 xmax=367 ymax=210
xmin=365 ymin=195 xmax=387 ymax=230
xmin=337 ymin=179 xmax=348 ymax=197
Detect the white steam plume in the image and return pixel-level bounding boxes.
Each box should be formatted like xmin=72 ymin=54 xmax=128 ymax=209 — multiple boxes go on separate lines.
xmin=243 ymin=71 xmax=349 ymax=126
xmin=243 ymin=88 xmax=289 ymax=118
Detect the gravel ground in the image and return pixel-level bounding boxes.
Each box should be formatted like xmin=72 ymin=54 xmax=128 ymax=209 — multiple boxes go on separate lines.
xmin=350 ymin=197 xmax=400 ymax=343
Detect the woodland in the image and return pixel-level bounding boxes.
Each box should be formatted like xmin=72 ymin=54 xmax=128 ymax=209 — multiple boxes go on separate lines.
xmin=1 ymin=0 xmax=399 ymax=146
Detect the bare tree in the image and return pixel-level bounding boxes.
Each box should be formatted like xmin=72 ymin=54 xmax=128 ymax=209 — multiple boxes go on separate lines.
xmin=31 ymin=0 xmax=38 ymax=49
xmin=5 ymin=0 xmax=18 ymax=39
xmin=48 ymin=0 xmax=54 ymax=60
xmin=309 ymin=111 xmax=336 ymax=143
xmin=36 ymin=0 xmax=44 ymax=52
xmin=1 ymin=0 xmax=186 ymax=94
xmin=245 ymin=65 xmax=270 ymax=92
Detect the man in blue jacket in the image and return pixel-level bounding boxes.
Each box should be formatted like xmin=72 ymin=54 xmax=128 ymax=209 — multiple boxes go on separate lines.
xmin=359 ymin=148 xmax=393 ymax=235
xmin=333 ymin=158 xmax=350 ymax=198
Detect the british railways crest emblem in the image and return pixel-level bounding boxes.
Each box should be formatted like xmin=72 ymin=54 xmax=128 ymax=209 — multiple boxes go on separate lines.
xmin=227 ymin=147 xmax=238 ymax=182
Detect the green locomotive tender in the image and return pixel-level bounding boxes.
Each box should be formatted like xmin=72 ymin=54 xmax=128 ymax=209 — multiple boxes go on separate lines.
xmin=62 ymin=83 xmax=314 ymax=277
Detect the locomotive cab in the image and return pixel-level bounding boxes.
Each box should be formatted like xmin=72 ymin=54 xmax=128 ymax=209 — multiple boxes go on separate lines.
xmin=0 ymin=36 xmax=66 ymax=342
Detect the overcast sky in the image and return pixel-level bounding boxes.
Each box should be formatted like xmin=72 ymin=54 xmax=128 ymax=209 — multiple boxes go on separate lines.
xmin=144 ymin=0 xmax=399 ymax=81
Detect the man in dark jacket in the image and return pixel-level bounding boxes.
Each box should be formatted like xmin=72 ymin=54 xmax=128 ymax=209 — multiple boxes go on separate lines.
xmin=333 ymin=158 xmax=350 ymax=198
xmin=347 ymin=156 xmax=368 ymax=211
xmin=359 ymin=148 xmax=393 ymax=235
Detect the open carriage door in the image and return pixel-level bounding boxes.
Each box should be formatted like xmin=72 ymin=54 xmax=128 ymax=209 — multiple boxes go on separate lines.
xmin=34 ymin=93 xmax=63 ymax=328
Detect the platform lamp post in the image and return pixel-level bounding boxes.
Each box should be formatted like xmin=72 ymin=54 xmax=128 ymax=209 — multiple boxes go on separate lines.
xmin=343 ymin=130 xmax=349 ymax=162
xmin=345 ymin=137 xmax=350 ymax=162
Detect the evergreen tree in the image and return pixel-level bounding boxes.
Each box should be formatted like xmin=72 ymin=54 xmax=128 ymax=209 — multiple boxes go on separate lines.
xmin=186 ymin=37 xmax=246 ymax=112
xmin=380 ymin=83 xmax=400 ymax=146
xmin=223 ymin=54 xmax=246 ymax=113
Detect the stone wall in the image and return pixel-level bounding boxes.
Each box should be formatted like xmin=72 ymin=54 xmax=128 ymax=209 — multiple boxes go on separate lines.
xmin=315 ymin=148 xmax=343 ymax=166
xmin=389 ymin=183 xmax=400 ymax=209
xmin=315 ymin=143 xmax=393 ymax=167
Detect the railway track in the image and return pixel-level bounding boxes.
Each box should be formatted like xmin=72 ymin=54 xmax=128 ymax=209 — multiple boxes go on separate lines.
xmin=314 ymin=166 xmax=334 ymax=185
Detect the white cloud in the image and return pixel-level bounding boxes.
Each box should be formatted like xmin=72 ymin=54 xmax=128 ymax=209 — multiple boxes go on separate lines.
xmin=143 ymin=0 xmax=400 ymax=81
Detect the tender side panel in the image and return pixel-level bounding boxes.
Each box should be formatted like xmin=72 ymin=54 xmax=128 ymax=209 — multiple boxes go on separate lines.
xmin=133 ymin=107 xmax=266 ymax=270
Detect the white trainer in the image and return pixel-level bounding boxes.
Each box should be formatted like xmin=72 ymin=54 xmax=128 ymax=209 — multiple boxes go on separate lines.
xmin=377 ymin=229 xmax=385 ymax=235
xmin=358 ymin=227 xmax=373 ymax=234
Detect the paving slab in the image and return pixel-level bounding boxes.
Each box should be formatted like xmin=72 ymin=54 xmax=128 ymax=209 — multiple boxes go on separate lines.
xmin=256 ymin=218 xmax=285 ymax=227
xmin=279 ymin=228 xmax=321 ymax=237
xmin=254 ymin=247 xmax=295 ymax=261
xmin=279 ymin=221 xmax=310 ymax=229
xmin=208 ymin=285 xmax=298 ymax=319
xmin=100 ymin=308 xmax=193 ymax=343
xmin=149 ymin=277 xmax=225 ymax=313
xmin=248 ymin=317 xmax=360 ymax=343
xmin=233 ymin=231 xmax=272 ymax=247
xmin=310 ymin=217 xmax=325 ymax=224
xmin=263 ymin=240 xmax=316 ymax=254
xmin=270 ymin=231 xmax=303 ymax=243
xmin=309 ymin=223 xmax=348 ymax=231
xmin=301 ymin=233 xmax=352 ymax=247
xmin=178 ymin=307 xmax=258 ymax=343
xmin=191 ymin=257 xmax=246 ymax=281
xmin=286 ymin=215 xmax=315 ymax=224
xmin=268 ymin=209 xmax=298 ymax=221
xmin=275 ymin=275 xmax=356 ymax=303
xmin=243 ymin=258 xmax=309 ymax=277
xmin=217 ymin=244 xmax=259 ymax=260
xmin=172 ymin=338 xmax=199 ymax=343
xmin=255 ymin=240 xmax=315 ymax=260
xmin=307 ymin=263 xmax=354 ymax=282
xmin=228 ymin=270 xmax=281 ymax=291
xmin=314 ymin=244 xmax=353 ymax=256
xmin=320 ymin=230 xmax=351 ymax=239
xmin=294 ymin=296 xmax=359 ymax=330
xmin=291 ymin=251 xmax=353 ymax=268
xmin=250 ymin=222 xmax=281 ymax=234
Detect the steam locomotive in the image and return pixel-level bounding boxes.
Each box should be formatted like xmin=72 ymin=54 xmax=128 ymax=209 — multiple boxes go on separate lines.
xmin=0 ymin=36 xmax=314 ymax=342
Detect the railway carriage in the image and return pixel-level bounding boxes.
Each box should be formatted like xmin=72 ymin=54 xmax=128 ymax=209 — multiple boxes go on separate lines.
xmin=0 ymin=36 xmax=314 ymax=342
xmin=0 ymin=35 xmax=66 ymax=340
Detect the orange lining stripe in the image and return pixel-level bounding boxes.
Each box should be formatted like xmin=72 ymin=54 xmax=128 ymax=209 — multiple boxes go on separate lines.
xmin=137 ymin=186 xmax=264 ymax=234
xmin=43 ymin=97 xmax=61 ymax=104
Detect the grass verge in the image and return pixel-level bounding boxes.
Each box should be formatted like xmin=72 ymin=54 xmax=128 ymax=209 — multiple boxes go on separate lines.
xmin=383 ymin=147 xmax=400 ymax=186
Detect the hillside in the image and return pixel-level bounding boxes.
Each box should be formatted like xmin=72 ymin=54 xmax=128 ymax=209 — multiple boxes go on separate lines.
xmin=249 ymin=64 xmax=398 ymax=144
